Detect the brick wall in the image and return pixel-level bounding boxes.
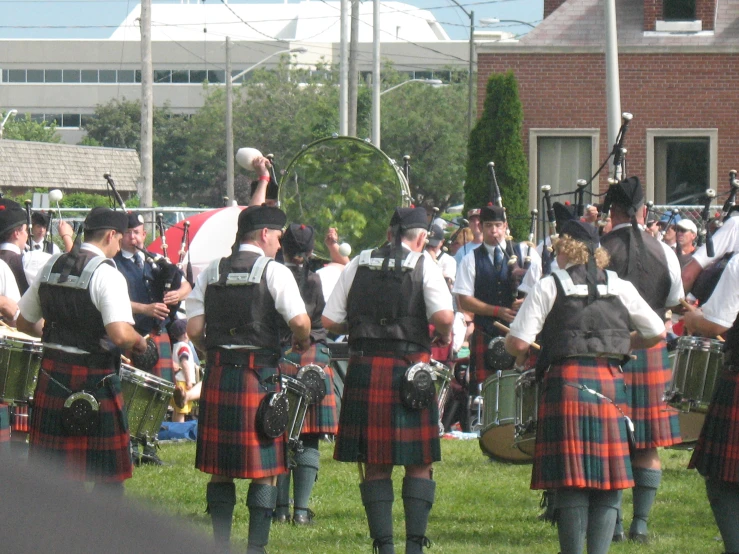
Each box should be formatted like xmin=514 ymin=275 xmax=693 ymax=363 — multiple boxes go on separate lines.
xmin=643 ymin=0 xmax=661 ymax=30
xmin=477 ymin=52 xmax=739 ymax=197
xmin=696 ymin=0 xmax=716 ymax=30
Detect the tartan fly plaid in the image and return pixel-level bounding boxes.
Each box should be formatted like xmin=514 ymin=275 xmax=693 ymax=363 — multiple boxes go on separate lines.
xmin=0 ymin=403 xmax=9 ymax=444
xmin=334 ymin=351 xmax=441 ymax=466
xmin=689 ymin=368 xmax=739 ymax=484
xmin=531 ymin=358 xmax=634 ymax=491
xmin=195 ymin=356 xmax=287 ymax=479
xmin=279 ymin=344 xmax=338 ymax=435
xmin=623 ymin=343 xmax=682 ymax=449
xmin=29 ymin=356 xmax=132 ymax=483
xmin=150 ymin=331 xmax=174 ymax=383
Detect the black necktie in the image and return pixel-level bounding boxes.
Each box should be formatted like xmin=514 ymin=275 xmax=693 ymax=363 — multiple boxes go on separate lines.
xmin=33 ymin=244 xmax=40 ymax=251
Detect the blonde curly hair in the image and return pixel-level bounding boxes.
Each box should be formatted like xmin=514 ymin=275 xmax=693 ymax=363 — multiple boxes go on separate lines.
xmin=554 ymin=234 xmax=610 ymax=269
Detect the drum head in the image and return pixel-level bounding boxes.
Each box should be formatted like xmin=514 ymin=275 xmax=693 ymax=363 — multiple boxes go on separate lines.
xmin=479 ymin=424 xmax=533 ymax=464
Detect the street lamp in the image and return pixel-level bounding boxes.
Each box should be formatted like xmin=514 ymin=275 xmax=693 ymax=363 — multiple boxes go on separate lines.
xmin=448 ymin=0 xmax=475 ymax=137
xmin=0 ymin=109 xmax=18 ymax=140
xmin=373 ymin=79 xmax=442 ymax=149
xmin=479 ymin=18 xmax=538 ymax=29
xmin=225 ymin=45 xmax=307 ymax=202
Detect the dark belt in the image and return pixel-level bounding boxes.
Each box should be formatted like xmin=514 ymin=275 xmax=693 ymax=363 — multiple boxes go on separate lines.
xmin=349 ymin=339 xmax=428 ymax=358
xmin=43 ymin=347 xmax=119 ymax=370
xmin=209 ymin=348 xmax=279 ymax=367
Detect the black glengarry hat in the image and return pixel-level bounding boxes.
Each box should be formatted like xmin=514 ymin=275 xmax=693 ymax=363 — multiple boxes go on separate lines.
xmin=480 ymin=204 xmax=506 ymax=223
xmin=560 ymin=220 xmax=599 ymax=250
xmin=603 ymin=176 xmax=644 ymax=217
xmin=390 ymin=207 xmax=428 ymax=231
xmin=237 ymin=205 xmax=287 ymax=235
xmin=282 ymin=223 xmax=315 ymax=254
xmin=84 ymin=207 xmax=128 ymax=234
xmin=0 ymin=199 xmax=28 ymax=237
xmin=126 ymin=211 xmax=145 ymax=229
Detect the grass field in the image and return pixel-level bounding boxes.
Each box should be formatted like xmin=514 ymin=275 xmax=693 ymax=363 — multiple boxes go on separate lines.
xmin=125 ymin=439 xmax=722 ymax=554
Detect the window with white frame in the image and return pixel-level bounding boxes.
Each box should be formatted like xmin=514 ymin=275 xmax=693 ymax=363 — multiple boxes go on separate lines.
xmin=646 ymin=129 xmax=717 ymax=205
xmin=529 ymin=129 xmax=600 ymax=211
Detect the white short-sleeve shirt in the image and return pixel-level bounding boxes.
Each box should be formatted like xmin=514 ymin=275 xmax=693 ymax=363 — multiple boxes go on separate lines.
xmin=702 ymin=254 xmax=739 ymax=329
xmin=692 ymin=213 xmax=739 ymax=268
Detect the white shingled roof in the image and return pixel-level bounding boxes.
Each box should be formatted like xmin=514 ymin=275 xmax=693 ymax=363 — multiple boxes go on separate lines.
xmin=109 ymin=1 xmax=450 ymax=43
xmin=0 ymin=140 xmax=140 ymax=194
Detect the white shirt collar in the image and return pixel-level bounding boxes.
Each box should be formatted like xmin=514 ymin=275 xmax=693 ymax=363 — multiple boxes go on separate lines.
xmin=0 ymin=242 xmax=22 ymax=254
xmin=80 ymin=243 xmax=106 ymax=258
xmin=483 ymin=239 xmax=507 ymax=253
xmin=239 ymin=243 xmax=266 ymax=256
xmin=611 ymin=222 xmax=645 ymax=232
xmin=120 ymin=248 xmax=144 ymax=262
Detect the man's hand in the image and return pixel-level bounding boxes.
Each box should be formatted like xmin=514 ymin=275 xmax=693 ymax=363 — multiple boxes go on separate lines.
xmin=163 ymin=290 xmax=181 ymax=305
xmin=291 ymin=336 xmax=311 ymax=354
xmin=497 ymin=308 xmax=517 ymax=324
xmin=57 ymin=219 xmax=74 ymax=237
xmin=683 ymin=308 xmax=704 ymax=334
xmin=146 ymin=302 xmax=169 ymax=320
xmin=132 ymin=335 xmax=149 ymax=355
xmin=325 ymin=227 xmax=339 ymax=247
xmin=432 ymin=331 xmax=452 ymax=347
xmin=252 ymin=156 xmax=271 ymax=178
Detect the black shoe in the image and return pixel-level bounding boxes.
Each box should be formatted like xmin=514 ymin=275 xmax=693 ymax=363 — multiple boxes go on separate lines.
xmin=273 ymin=513 xmax=290 ymax=524
xmin=293 ymin=509 xmax=314 ymax=526
xmin=628 ymin=531 xmax=649 ymax=544
xmin=612 ymin=532 xmax=626 ymax=543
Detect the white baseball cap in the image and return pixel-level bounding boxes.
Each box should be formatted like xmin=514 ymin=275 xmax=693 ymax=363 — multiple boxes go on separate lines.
xmin=676 ymin=219 xmax=697 ymax=234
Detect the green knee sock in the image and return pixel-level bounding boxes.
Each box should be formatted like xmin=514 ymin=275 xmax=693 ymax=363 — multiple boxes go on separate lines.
xmin=706 ymin=478 xmax=739 ymax=553
xmin=206 ymin=482 xmax=236 ymax=550
xmin=360 ymin=479 xmax=395 ymax=554
xmin=587 ymin=490 xmax=620 ymax=554
xmin=556 ymin=489 xmax=589 ymax=554
xmin=630 ymin=468 xmax=661 ymax=538
xmin=612 ymin=490 xmax=624 ymax=538
xmin=293 ymin=446 xmax=320 ymax=517
xmin=275 ymin=472 xmax=291 ymax=519
xmin=402 ymin=477 xmax=436 ymax=554
xmin=246 ymin=482 xmax=277 ymax=554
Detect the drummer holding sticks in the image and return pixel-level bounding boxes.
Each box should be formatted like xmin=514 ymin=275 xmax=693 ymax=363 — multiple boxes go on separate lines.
xmin=683 ymin=254 xmax=739 ymax=554
xmin=16 ymin=207 xmax=148 ymax=491
xmin=505 ymin=220 xmax=665 ymax=554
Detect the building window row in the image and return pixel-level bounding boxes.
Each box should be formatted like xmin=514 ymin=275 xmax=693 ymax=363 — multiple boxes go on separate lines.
xmin=1 ymin=68 xmax=236 ymax=85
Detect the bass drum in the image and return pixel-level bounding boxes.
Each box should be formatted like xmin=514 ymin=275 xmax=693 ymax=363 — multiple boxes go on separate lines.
xmin=279 ymin=136 xmax=412 ymax=260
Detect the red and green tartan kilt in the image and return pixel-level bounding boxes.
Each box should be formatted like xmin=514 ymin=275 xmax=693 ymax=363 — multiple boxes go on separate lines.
xmin=689 ymin=368 xmax=739 ymax=483
xmin=531 ymin=358 xmax=634 ymax=491
xmin=333 ymin=351 xmax=441 ymax=466
xmin=623 ymin=343 xmax=682 ymax=449
xmin=195 ymin=354 xmax=287 ymax=479
xmin=28 ymin=355 xmax=132 ymax=482
xmin=471 ymin=328 xmax=493 ymax=389
xmin=279 ymin=344 xmax=338 ymax=435
xmin=0 ymin=402 xmax=9 ymax=444
xmin=150 ymin=331 xmax=174 ymax=383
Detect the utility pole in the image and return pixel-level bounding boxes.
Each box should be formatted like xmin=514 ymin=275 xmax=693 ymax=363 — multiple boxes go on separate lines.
xmin=371 ymin=0 xmax=381 ymax=147
xmin=348 ymin=0 xmax=359 ymax=136
xmin=604 ymin=0 xmax=622 ymax=179
xmin=339 ymin=0 xmax=349 ymax=135
xmin=140 ymin=0 xmax=153 ymax=208
xmin=225 ymin=36 xmax=234 ymax=202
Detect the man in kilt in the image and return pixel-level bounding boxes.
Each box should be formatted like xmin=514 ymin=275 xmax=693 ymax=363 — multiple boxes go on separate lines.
xmin=684 ymin=255 xmax=739 ymax=554
xmin=322 ymin=207 xmax=454 ymax=554
xmin=600 ymin=177 xmax=684 ymax=542
xmin=273 ymin=223 xmax=338 ymax=525
xmin=505 ymin=220 xmax=665 ymax=554
xmin=17 ymin=207 xmax=148 ymax=490
xmin=186 ymin=205 xmax=311 ymax=553
xmin=453 ymin=205 xmax=537 ymax=391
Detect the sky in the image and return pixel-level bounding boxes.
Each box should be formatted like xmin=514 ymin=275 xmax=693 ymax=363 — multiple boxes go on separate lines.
xmin=0 ymin=0 xmax=544 ymax=41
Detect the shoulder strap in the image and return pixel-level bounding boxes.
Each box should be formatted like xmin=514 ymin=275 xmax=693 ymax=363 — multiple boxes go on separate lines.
xmin=552 ymin=269 xmax=588 ymax=297
xmin=358 ymin=249 xmax=421 ymax=271
xmin=211 ymin=255 xmax=271 ymax=286
xmin=43 ymin=255 xmax=112 ymax=289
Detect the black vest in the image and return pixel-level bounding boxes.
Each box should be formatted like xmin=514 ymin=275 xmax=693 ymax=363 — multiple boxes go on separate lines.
xmin=346 ymin=245 xmax=430 ymax=351
xmin=473 ymin=242 xmax=524 ymax=336
xmin=204 ymin=251 xmax=281 ymax=352
xmin=280 ymin=264 xmax=327 ymax=346
xmin=723 ymin=311 xmax=739 ymax=367
xmin=0 ymin=248 xmax=29 ymax=295
xmin=537 ymin=265 xmax=632 ymax=370
xmin=601 ymin=226 xmax=671 ymax=317
xmin=38 ymin=250 xmax=114 ymax=354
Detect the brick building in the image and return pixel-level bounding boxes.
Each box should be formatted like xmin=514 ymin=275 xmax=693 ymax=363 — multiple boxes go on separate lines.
xmin=477 ymin=0 xmax=739 ymax=209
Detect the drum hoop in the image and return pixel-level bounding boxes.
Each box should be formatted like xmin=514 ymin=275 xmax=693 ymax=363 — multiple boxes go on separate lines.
xmin=676 ymin=336 xmax=724 ymax=353
xmin=279 ymin=374 xmax=308 ymax=395
xmin=120 ymin=364 xmax=175 ymax=392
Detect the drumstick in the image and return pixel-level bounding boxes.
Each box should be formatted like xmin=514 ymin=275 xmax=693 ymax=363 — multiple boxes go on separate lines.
xmin=493 ymin=321 xmax=541 ymax=351
xmin=678 ymin=299 xmax=725 ymax=341
xmin=121 ymin=355 xmax=132 ymax=365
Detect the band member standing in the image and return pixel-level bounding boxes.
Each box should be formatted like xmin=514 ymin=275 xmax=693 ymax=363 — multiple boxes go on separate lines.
xmin=16 ymin=208 xmax=147 ymax=490
xmin=29 ymin=212 xmax=60 ymax=254
xmin=114 ymin=212 xmax=191 ymax=382
xmin=453 ymin=205 xmax=539 ymax=388
xmin=505 ymin=220 xmax=665 ymax=554
xmin=273 ymin=223 xmax=339 ymax=525
xmin=0 ymin=199 xmax=31 ymax=294
xmin=684 ymin=255 xmax=739 ymax=554
xmin=600 ymin=177 xmax=684 ymax=542
xmin=322 ymin=207 xmax=453 ymax=554
xmin=187 ymin=205 xmax=311 ymax=553
xmin=0 ymin=257 xmax=21 ymax=453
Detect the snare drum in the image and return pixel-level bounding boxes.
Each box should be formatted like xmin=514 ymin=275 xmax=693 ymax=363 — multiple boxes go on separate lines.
xmin=279 ymin=374 xmax=309 ymax=450
xmin=665 ymin=336 xmax=724 ymax=444
xmin=0 ymin=331 xmax=43 ymax=404
xmin=479 ymin=370 xmax=533 ymax=463
xmin=119 ymin=364 xmax=175 ymax=443
xmin=513 ymin=370 xmax=539 ymax=457
xmin=430 ymin=359 xmax=453 ymax=436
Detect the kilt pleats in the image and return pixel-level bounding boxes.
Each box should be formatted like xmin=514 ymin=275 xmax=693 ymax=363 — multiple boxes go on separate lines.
xmin=689 ymin=369 xmax=739 ymax=484
xmin=0 ymin=402 xmax=9 ymax=444
xmin=195 ymin=361 xmax=287 ymax=479
xmin=623 ymin=343 xmax=681 ymax=449
xmin=29 ymin=357 xmax=132 ymax=482
xmin=531 ymin=358 xmax=634 ymax=491
xmin=333 ymin=352 xmax=441 ymax=466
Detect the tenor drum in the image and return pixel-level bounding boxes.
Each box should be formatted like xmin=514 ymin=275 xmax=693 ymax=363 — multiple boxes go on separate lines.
xmin=430 ymin=359 xmax=453 ymax=436
xmin=479 ymin=371 xmax=533 ymax=464
xmin=119 ymin=364 xmax=175 ymax=443
xmin=0 ymin=330 xmax=43 ymax=404
xmin=665 ymin=336 xmax=724 ymax=444
xmin=513 ymin=370 xmax=539 ymax=457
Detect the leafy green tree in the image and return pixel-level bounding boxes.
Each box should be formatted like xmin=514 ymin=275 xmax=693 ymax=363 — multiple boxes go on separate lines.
xmin=465 ymin=71 xmax=529 ymax=239
xmin=2 ymin=113 xmax=60 ymax=143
